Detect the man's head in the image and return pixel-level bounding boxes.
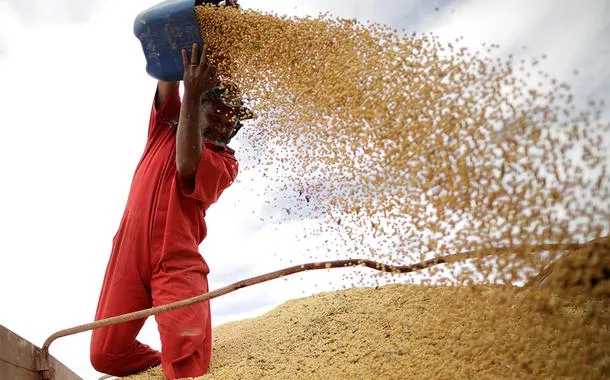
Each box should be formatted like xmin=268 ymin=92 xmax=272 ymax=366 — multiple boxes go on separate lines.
xmin=199 ymin=81 xmax=254 ymax=146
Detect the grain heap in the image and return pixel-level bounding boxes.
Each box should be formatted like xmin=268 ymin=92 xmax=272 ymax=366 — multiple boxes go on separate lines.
xmin=120 ymin=4 xmax=610 ymax=379
xmin=122 ymin=270 xmax=610 ymax=379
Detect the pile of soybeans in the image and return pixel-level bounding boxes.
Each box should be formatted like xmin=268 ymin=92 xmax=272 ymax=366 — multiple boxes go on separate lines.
xmin=123 ymin=251 xmax=609 ymax=379
xmin=125 ymin=4 xmax=609 ymax=379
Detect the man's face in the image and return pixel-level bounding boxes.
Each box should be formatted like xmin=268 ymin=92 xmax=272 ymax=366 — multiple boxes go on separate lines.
xmin=200 ymin=100 xmax=239 ymax=142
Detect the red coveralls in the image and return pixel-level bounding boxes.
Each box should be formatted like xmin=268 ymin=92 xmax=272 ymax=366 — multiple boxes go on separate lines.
xmin=90 ymin=86 xmax=238 ymax=379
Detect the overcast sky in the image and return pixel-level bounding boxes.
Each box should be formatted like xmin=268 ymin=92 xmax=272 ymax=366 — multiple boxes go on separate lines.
xmin=0 ymin=0 xmax=609 ymax=379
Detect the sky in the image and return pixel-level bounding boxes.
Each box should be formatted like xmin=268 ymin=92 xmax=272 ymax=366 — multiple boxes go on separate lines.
xmin=0 ymin=0 xmax=609 ymax=379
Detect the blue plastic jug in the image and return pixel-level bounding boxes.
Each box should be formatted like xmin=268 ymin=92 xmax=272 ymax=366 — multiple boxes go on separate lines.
xmin=134 ymin=0 xmax=221 ymax=81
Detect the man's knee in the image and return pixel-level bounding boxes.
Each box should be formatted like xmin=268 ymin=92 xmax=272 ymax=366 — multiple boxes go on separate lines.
xmin=90 ymin=346 xmax=142 ymax=376
xmin=90 ymin=346 xmax=114 ymax=375
xmin=89 ymin=335 xmax=124 ymax=375
xmin=90 ymin=329 xmax=111 ymax=373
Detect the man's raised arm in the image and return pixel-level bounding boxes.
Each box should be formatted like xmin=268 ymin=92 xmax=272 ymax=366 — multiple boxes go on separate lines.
xmin=176 ymin=43 xmax=219 ymax=181
xmin=156 ymin=80 xmax=180 ymax=109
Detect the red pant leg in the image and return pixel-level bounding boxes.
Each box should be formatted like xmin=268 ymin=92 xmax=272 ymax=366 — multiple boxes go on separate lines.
xmin=90 ymin=258 xmax=161 ymax=376
xmin=152 ymin=263 xmax=212 ymax=379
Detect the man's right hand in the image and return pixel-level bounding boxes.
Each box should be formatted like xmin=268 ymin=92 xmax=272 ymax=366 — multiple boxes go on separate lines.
xmin=181 ymin=42 xmax=219 ymax=100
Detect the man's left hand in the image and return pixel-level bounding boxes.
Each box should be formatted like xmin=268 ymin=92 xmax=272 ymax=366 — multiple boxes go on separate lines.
xmin=181 ymin=42 xmax=219 ymax=99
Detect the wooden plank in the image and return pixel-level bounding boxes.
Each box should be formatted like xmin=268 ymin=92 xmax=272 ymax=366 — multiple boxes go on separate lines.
xmin=50 ymin=357 xmax=83 ymax=380
xmin=0 ymin=324 xmax=37 ymax=373
xmin=0 ymin=360 xmax=39 ymax=380
xmin=0 ymin=324 xmax=82 ymax=380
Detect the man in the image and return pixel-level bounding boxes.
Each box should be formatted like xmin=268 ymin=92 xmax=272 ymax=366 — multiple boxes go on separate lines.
xmin=90 ymin=41 xmax=253 ymax=379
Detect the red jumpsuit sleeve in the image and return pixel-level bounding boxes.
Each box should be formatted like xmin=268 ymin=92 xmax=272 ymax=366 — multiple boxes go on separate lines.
xmin=148 ymin=85 xmax=182 ymax=140
xmin=180 ymin=147 xmax=239 ymax=204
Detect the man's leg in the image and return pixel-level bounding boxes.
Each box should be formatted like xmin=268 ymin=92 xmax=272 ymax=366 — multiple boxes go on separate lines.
xmin=152 ymin=262 xmax=212 ymax=379
xmin=90 ymin=267 xmax=162 ymax=376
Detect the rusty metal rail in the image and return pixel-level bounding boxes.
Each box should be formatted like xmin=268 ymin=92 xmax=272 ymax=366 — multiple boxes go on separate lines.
xmin=36 ymin=242 xmax=585 ymax=379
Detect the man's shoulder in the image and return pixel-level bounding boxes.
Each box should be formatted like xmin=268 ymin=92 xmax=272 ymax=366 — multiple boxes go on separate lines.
xmin=205 ymin=144 xmax=239 ymax=179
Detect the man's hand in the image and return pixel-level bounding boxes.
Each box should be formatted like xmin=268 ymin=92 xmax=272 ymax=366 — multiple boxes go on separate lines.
xmin=176 ymin=42 xmax=218 ymax=183
xmin=181 ymin=42 xmax=219 ymax=100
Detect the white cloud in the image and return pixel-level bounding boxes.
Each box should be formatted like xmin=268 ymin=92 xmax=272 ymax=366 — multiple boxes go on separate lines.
xmin=426 ymin=0 xmax=610 ymax=102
